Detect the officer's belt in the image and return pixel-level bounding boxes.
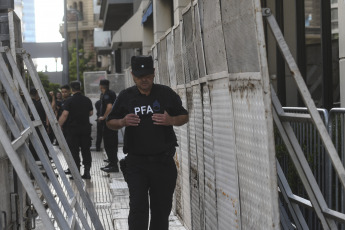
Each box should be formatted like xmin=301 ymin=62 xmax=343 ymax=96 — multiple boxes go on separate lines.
xmin=127 ymin=147 xmax=176 ymax=162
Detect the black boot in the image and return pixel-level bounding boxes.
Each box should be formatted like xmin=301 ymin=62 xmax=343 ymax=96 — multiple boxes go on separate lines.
xmin=82 ymin=167 xmax=91 ymax=179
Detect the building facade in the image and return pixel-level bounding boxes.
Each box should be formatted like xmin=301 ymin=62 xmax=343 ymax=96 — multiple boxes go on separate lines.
xmin=61 ymin=0 xmax=98 ymax=67
xmin=22 ymin=0 xmax=35 ymax=42
xmin=98 ymin=0 xmax=343 ymax=109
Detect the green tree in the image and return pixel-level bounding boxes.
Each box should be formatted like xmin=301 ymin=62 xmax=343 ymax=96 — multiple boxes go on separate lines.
xmin=68 ymin=46 xmax=97 ymax=86
xmin=29 ymin=72 xmax=60 ymax=101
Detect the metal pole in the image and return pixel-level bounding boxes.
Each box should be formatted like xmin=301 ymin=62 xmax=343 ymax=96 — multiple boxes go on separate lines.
xmin=276 ymin=0 xmax=286 ymax=106
xmin=296 ymin=0 xmax=306 ymax=107
xmin=340 ymin=0 xmax=345 ymax=107
xmin=64 ymin=0 xmax=69 ymax=84
xmin=321 ymin=0 xmax=333 ymax=110
xmin=76 ymin=13 xmax=79 ymax=82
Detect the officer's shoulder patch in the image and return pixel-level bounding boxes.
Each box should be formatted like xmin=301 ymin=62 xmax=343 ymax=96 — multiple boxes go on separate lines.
xmin=104 ymin=94 xmax=110 ymax=100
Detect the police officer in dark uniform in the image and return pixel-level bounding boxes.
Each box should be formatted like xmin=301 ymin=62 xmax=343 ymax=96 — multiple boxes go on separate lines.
xmin=29 ymin=88 xmax=50 ymax=160
xmin=106 ymin=56 xmax=189 ymax=230
xmin=99 ymin=79 xmax=119 ymax=172
xmin=95 ymin=98 xmax=103 ymax=152
xmin=56 ymin=84 xmax=71 ymax=122
xmin=58 ymin=81 xmax=93 ymax=179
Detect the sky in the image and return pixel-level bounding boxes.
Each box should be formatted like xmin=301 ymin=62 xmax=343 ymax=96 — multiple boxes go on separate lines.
xmin=34 ymin=0 xmax=64 ymax=72
xmin=35 ymin=0 xmax=63 ymax=43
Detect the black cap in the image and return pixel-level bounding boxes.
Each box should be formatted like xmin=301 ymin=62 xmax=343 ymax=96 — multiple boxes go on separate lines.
xmin=70 ymin=81 xmax=81 ymax=91
xmin=99 ymin=79 xmax=110 ymax=86
xmin=29 ymin=88 xmax=37 ymax=96
xmin=131 ymin=55 xmax=154 ymax=77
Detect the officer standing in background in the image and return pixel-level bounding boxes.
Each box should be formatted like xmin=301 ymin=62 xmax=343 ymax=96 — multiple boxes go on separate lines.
xmin=95 ymin=98 xmax=103 ymax=152
xmin=56 ymin=84 xmax=71 ymax=122
xmin=99 ymin=79 xmax=119 ymax=173
xmin=29 ymin=88 xmax=50 ymax=160
xmin=106 ymin=56 xmax=189 ymax=230
xmin=58 ymin=81 xmax=93 ymax=179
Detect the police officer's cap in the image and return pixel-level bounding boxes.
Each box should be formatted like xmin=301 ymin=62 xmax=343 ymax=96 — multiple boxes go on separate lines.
xmin=70 ymin=81 xmax=81 ymax=91
xmin=131 ymin=55 xmax=154 ymax=77
xmin=99 ymin=79 xmax=110 ymax=86
xmin=29 ymin=88 xmax=37 ymax=96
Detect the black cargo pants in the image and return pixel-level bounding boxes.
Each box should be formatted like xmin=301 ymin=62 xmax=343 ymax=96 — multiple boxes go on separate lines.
xmin=65 ymin=128 xmax=92 ymax=170
xmin=102 ymin=121 xmax=118 ymax=165
xmin=126 ymin=152 xmax=177 ymax=230
xmin=96 ymin=120 xmax=103 ymax=150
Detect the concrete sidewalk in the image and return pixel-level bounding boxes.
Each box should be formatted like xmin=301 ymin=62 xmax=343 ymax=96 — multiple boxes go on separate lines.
xmin=35 ymin=147 xmax=187 ymax=229
xmin=107 ymin=149 xmax=187 ymax=230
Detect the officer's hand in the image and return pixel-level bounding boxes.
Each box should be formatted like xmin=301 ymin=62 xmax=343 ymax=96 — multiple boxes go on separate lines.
xmin=98 ymin=116 xmax=105 ymax=121
xmin=152 ymin=111 xmax=173 ymax=126
xmin=122 ymin=114 xmax=140 ymax=127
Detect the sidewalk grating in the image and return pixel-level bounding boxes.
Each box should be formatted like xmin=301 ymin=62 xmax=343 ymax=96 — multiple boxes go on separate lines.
xmin=33 ymin=147 xmax=186 ymax=230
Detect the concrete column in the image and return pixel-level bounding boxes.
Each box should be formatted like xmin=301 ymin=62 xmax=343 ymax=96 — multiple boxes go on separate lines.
xmin=173 ymin=0 xmax=189 ymax=25
xmin=339 ymin=1 xmax=345 ymax=106
xmin=153 ymin=0 xmax=172 ymax=42
xmin=143 ymin=22 xmax=154 ymax=55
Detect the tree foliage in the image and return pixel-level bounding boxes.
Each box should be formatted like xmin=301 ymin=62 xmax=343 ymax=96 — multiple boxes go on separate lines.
xmin=68 ymin=46 xmax=97 ymax=86
xmin=27 ymin=72 xmax=60 ymax=101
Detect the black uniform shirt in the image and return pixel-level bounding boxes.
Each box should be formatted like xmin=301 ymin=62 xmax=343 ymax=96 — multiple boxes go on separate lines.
xmin=100 ymin=90 xmax=116 ymax=117
xmin=107 ymin=84 xmax=188 ymax=155
xmin=62 ymin=92 xmax=93 ymax=132
xmin=56 ymin=97 xmax=70 ymax=119
xmin=56 ymin=100 xmax=63 ymax=118
xmin=95 ymin=99 xmax=101 ymax=118
xmin=33 ymin=99 xmax=46 ymax=126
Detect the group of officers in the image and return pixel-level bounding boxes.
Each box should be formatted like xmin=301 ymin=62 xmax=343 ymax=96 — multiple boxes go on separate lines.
xmin=50 ymin=79 xmax=119 ymax=180
xmin=41 ymin=55 xmax=189 ymax=230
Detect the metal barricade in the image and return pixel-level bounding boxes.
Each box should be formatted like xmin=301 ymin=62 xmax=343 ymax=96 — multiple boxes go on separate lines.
xmin=328 ymin=108 xmax=345 ymax=221
xmin=107 ymin=73 xmax=126 ymax=95
xmin=276 ymin=107 xmax=329 ymax=229
xmin=151 ymin=1 xmax=280 ymax=229
xmin=83 ymin=71 xmax=107 ymax=97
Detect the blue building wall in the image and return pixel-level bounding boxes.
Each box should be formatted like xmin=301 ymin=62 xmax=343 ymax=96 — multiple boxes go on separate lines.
xmin=22 ymin=0 xmax=36 ymax=42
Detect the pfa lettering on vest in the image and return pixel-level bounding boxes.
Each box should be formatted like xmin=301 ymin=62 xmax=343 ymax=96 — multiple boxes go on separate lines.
xmin=134 ymin=105 xmax=154 ymax=115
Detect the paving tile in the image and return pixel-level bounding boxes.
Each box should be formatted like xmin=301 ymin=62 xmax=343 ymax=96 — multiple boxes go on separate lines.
xmin=34 ymin=147 xmax=186 ymax=230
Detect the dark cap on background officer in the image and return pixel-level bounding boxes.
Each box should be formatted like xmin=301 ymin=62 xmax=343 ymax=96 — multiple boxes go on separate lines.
xmin=98 ymin=79 xmax=119 ymax=173
xmin=106 ymin=55 xmax=189 ymax=230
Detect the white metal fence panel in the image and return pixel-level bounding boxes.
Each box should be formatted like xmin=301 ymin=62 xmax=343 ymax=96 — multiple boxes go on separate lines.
xmin=209 ymin=78 xmax=241 ymax=230
xmin=173 ymin=25 xmax=185 ymax=85
xmin=202 ymin=84 xmax=218 ymax=230
xmin=121 ymin=0 xmax=280 ymax=229
xmin=158 ymin=36 xmax=170 ymax=86
xmin=181 ymin=20 xmax=191 ymax=84
xmin=187 ymin=87 xmax=201 ymax=230
xmin=166 ymin=31 xmax=177 ymax=88
xmin=198 ymin=0 xmax=227 ymax=74
xmin=174 ymin=123 xmax=184 ymax=219
xmin=193 ymin=3 xmax=206 ymax=79
xmin=152 ymin=45 xmax=160 ymax=84
xmin=231 ymin=78 xmax=277 ymax=229
xmin=193 ymin=84 xmax=205 ymax=230
xmin=220 ymin=0 xmax=260 ymax=73
xmin=177 ymin=88 xmax=192 ymax=230
xmin=182 ymin=6 xmax=198 ymax=81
